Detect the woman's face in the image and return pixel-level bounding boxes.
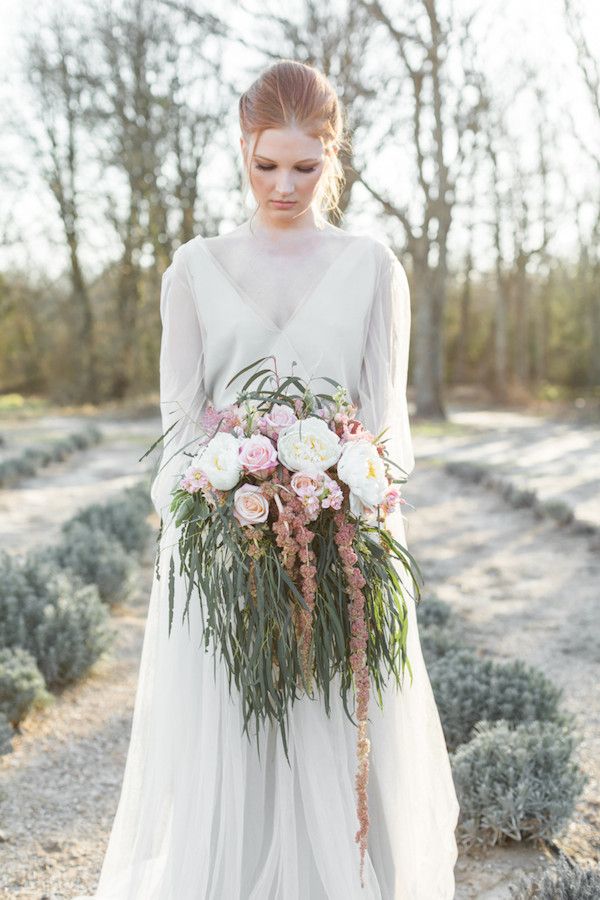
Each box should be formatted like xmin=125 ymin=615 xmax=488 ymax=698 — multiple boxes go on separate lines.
xmin=240 ymin=126 xmax=330 ymax=225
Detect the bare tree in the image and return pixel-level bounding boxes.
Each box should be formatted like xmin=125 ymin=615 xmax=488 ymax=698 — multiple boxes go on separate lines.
xmin=88 ymin=0 xmax=226 ymax=397
xmin=354 ymin=0 xmax=485 ymax=418
xmin=564 ymin=0 xmax=600 ymax=388
xmin=481 ymin=73 xmax=552 ymax=400
xmin=22 ymin=16 xmax=99 ymax=402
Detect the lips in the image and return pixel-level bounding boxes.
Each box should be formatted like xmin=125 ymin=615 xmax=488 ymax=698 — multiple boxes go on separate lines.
xmin=271 ymin=200 xmax=295 ymax=206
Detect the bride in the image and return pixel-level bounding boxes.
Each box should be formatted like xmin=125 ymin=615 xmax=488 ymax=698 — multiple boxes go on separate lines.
xmin=76 ymin=59 xmax=459 ymax=900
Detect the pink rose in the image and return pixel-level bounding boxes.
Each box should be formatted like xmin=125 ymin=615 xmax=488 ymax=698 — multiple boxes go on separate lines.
xmin=232 ymin=484 xmax=270 ymax=526
xmin=259 ymin=403 xmax=298 ymax=440
xmin=238 ymin=434 xmax=278 ymax=479
xmin=290 ymin=471 xmax=324 ymax=497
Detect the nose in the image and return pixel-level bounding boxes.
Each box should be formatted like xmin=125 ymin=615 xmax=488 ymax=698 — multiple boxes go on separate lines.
xmin=275 ymin=171 xmax=295 ymax=196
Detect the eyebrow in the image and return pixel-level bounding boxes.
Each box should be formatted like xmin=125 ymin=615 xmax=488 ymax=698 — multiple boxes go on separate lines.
xmin=253 ymin=155 xmax=321 ymax=164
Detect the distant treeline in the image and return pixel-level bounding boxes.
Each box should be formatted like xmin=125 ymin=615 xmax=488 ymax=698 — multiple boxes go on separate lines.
xmin=1 ymin=0 xmax=598 ymax=415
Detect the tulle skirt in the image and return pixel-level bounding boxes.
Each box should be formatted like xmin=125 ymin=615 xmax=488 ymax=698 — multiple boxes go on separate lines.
xmin=74 ymin=509 xmax=459 ymax=900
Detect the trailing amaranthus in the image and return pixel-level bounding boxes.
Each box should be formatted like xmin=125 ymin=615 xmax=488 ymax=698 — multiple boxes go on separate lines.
xmin=334 ymin=508 xmax=371 ymax=888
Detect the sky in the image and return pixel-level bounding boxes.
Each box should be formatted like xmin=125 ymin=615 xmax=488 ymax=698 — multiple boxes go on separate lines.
xmin=0 ymin=0 xmax=599 ymax=279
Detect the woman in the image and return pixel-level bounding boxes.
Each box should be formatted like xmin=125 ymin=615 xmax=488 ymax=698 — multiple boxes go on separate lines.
xmin=77 ymin=59 xmax=459 ymax=900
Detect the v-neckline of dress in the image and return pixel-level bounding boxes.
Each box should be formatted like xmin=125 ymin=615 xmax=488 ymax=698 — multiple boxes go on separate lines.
xmin=194 ymin=233 xmax=365 ymax=334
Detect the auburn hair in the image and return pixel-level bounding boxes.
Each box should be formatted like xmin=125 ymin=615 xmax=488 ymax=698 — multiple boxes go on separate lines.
xmin=238 ymin=59 xmax=351 ymax=225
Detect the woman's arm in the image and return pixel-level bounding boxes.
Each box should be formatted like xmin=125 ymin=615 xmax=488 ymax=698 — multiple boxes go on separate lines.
xmin=150 ymin=245 xmax=207 ymax=520
xmin=357 ymin=243 xmax=415 ymax=478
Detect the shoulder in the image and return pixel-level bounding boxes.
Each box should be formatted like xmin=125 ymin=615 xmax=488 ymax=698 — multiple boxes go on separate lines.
xmin=343 ymin=230 xmax=405 ymax=269
xmin=163 ymin=235 xmax=204 ymax=283
xmin=170 ymin=235 xmax=201 ymax=264
xmin=355 ymin=236 xmax=410 ymax=309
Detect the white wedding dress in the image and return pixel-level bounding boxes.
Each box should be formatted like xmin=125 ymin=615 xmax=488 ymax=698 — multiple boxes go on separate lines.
xmin=75 ymin=221 xmax=459 ymax=900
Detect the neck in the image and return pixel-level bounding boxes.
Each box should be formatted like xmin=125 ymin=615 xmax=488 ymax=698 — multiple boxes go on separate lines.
xmin=249 ymin=205 xmax=325 ymax=237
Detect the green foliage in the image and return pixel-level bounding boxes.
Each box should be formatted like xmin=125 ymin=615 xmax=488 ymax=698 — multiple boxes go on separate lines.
xmin=0 ymin=550 xmax=114 ymax=690
xmin=510 ymin=854 xmax=600 ymax=899
xmin=429 ymin=649 xmax=564 ymax=750
xmin=452 ymin=721 xmax=585 ymax=846
xmin=0 ymin=646 xmax=50 ymax=726
xmin=48 ymin=523 xmax=137 ymax=605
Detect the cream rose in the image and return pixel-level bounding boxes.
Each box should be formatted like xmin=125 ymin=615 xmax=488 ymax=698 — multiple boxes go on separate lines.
xmin=195 ymin=432 xmax=242 ymax=490
xmin=277 ymin=416 xmax=342 ymax=474
xmin=337 ymin=439 xmax=388 ymax=508
xmin=232 ymin=484 xmax=270 ymax=526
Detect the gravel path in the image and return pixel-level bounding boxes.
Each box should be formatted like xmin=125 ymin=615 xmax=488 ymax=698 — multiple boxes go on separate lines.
xmin=0 ymin=411 xmax=598 ymax=898
xmin=0 ymin=417 xmax=160 ymax=555
xmin=419 ymin=405 xmax=600 ymax=531
xmin=409 ymin=461 xmax=600 ymax=898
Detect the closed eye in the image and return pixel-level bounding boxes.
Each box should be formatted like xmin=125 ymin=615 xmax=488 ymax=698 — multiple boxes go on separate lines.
xmin=255 ymin=164 xmax=317 ymax=173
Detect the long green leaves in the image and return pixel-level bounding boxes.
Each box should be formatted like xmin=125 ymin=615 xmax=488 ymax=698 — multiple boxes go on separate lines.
xmin=166 ymin=487 xmax=419 ymax=765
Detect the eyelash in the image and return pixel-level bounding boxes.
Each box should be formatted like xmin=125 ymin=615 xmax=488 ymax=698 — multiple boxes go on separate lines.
xmin=254 ymin=164 xmax=317 ymax=173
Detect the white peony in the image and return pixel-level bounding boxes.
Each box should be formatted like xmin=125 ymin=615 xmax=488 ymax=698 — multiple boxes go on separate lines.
xmin=337 ymin=440 xmax=388 ymax=509
xmin=194 ymin=432 xmax=242 ymax=490
xmin=276 ymin=416 xmax=342 ymax=475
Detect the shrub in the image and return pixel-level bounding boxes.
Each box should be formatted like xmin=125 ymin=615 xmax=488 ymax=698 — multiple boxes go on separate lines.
xmin=419 ymin=624 xmax=463 ymax=665
xmin=0 ymin=712 xmax=13 ymax=755
xmin=0 ymin=550 xmax=114 ymax=690
xmin=0 ymin=647 xmax=50 ymax=726
xmin=416 ymin=595 xmax=453 ymax=630
xmin=46 ymin=524 xmax=137 ymax=605
xmin=452 ymin=721 xmax=585 ymax=846
xmin=429 ymin=649 xmax=564 ymax=750
xmin=122 ymin=479 xmax=154 ymax=517
xmin=0 ymin=425 xmax=102 ymax=487
xmin=510 ymin=853 xmax=600 ymax=899
xmin=62 ymin=494 xmax=151 ymax=556
xmin=446 ymin=460 xmax=489 ymax=482
xmin=535 ymin=499 xmax=574 ymax=527
xmin=69 ymin=424 xmax=102 ymax=450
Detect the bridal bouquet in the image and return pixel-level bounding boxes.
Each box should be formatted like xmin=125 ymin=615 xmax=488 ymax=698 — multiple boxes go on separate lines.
xmin=148 ymin=356 xmax=423 ymax=886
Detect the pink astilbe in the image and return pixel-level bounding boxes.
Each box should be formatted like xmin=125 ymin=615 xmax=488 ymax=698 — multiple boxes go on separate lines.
xmin=200 ymin=402 xmax=242 ymax=435
xmin=333 ymin=507 xmax=371 ymax=889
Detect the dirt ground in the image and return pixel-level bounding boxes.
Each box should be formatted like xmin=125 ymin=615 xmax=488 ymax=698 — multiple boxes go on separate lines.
xmin=0 ymin=409 xmax=598 ymax=899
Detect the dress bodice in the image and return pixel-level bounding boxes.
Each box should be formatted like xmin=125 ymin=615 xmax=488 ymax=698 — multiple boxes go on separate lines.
xmin=186 ymin=233 xmax=377 ymax=410
xmin=150 ymin=226 xmax=415 ymax=521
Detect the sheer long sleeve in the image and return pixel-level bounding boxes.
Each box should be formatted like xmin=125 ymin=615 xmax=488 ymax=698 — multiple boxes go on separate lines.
xmin=357 ymin=244 xmax=415 ymax=479
xmin=150 ymin=245 xmax=207 ymax=521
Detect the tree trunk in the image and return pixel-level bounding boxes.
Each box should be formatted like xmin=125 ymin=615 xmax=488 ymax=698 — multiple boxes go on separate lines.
xmin=413 ymin=253 xmax=446 ymax=418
